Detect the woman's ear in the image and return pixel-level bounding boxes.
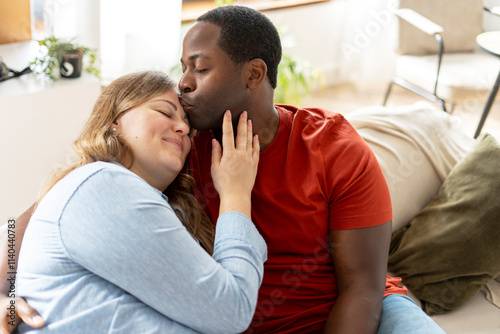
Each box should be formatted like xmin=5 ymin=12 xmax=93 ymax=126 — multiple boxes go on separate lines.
xmin=109 ymin=117 xmax=120 ymax=135
xmin=245 ymin=58 xmax=268 ymax=90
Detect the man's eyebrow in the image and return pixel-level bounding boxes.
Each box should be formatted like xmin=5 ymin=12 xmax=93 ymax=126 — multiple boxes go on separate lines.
xmin=151 ymin=99 xmax=177 ymax=111
xmin=181 ymin=54 xmax=210 ymax=63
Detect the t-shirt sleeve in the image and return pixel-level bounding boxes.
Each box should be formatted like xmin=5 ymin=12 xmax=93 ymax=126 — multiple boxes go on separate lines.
xmin=59 ymin=166 xmax=267 ymax=334
xmin=323 ymin=116 xmax=392 ymax=230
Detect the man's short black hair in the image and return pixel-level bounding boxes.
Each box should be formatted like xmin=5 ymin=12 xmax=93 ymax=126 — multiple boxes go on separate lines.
xmin=197 ymin=5 xmax=282 ymax=89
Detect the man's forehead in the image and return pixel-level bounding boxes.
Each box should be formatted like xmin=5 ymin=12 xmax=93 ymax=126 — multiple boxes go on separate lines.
xmin=185 ymin=21 xmax=220 ymax=44
xmin=182 ymin=25 xmax=223 ymax=60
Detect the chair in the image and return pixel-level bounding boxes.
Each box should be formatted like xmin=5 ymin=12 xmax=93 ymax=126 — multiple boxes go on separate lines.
xmin=383 ymin=0 xmax=500 ymax=138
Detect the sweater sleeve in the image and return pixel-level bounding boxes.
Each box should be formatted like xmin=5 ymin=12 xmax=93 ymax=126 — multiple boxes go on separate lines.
xmin=59 ymin=165 xmax=267 ymax=334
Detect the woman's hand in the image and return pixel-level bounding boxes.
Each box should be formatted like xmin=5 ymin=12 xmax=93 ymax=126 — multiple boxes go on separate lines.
xmin=0 ymin=295 xmax=44 ymax=333
xmin=211 ymin=110 xmax=260 ymax=219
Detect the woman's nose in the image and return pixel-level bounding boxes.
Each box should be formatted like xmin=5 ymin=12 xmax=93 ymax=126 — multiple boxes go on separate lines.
xmin=175 ymin=119 xmax=190 ymax=136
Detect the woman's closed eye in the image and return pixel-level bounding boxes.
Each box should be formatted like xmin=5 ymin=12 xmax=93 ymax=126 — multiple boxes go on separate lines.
xmin=156 ymin=110 xmax=171 ymax=118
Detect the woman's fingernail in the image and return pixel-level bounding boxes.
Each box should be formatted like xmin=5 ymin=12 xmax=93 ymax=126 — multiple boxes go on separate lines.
xmin=242 ymin=110 xmax=247 ymax=118
xmin=225 ymin=110 xmax=231 ymax=118
xmin=32 ymin=315 xmax=45 ymax=326
xmin=212 ymin=138 xmax=217 ymax=147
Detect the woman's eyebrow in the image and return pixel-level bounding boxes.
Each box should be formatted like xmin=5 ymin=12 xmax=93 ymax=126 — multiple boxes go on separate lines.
xmin=151 ymin=99 xmax=177 ymax=111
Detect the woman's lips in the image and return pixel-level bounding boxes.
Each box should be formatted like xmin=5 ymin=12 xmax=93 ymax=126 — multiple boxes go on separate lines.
xmin=163 ymin=138 xmax=183 ymax=151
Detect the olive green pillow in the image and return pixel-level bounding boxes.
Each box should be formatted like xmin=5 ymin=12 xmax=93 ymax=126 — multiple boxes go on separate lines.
xmin=388 ymin=133 xmax=500 ymax=316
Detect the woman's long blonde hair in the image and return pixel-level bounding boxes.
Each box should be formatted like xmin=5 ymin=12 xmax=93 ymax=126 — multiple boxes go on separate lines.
xmin=38 ymin=71 xmax=215 ymax=254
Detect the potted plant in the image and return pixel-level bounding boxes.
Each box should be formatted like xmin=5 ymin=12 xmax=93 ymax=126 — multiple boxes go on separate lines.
xmin=30 ymin=36 xmax=100 ymax=80
xmin=274 ymin=53 xmax=322 ymax=106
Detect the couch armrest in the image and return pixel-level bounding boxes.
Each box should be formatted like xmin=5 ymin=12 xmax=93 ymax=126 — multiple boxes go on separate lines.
xmin=395 ymin=8 xmax=443 ymax=36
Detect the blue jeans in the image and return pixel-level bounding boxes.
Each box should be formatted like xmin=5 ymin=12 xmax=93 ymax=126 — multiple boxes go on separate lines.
xmin=378 ymin=294 xmax=446 ymax=334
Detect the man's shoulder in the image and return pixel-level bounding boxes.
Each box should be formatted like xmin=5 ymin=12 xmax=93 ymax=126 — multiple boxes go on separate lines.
xmin=276 ymin=104 xmax=356 ymax=139
xmin=276 ymin=104 xmax=350 ymax=134
xmin=276 ymin=104 xmax=344 ymax=121
xmin=276 ymin=105 xmax=374 ymax=161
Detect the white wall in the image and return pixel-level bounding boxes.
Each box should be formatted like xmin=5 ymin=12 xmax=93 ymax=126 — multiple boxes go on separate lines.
xmin=99 ymin=0 xmax=182 ymax=82
xmin=264 ymin=1 xmax=349 ymax=86
xmin=0 ymin=71 xmax=101 ymax=222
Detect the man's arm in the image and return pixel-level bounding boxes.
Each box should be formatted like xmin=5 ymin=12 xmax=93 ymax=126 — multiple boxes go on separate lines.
xmin=0 ymin=204 xmax=44 ymax=333
xmin=323 ymin=220 xmax=392 ymax=334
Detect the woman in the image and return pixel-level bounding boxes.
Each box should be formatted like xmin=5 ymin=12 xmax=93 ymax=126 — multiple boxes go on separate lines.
xmin=16 ymin=71 xmax=265 ymax=333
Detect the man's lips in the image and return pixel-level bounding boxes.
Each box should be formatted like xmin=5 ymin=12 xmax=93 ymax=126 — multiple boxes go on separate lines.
xmin=179 ymin=97 xmax=193 ymax=111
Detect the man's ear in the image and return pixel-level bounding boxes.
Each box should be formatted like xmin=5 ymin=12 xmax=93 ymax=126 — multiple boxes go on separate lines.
xmin=245 ymin=58 xmax=267 ymax=90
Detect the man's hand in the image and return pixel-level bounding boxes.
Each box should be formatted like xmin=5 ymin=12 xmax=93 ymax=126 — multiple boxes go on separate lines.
xmin=0 ymin=295 xmax=44 ymax=333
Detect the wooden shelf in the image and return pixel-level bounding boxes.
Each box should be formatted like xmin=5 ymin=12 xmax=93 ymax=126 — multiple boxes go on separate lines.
xmin=182 ymin=0 xmax=330 ymax=23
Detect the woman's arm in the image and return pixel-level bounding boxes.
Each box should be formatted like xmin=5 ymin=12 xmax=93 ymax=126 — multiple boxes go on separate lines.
xmin=323 ymin=221 xmax=392 ymax=334
xmin=0 ymin=204 xmax=44 ymax=333
xmin=59 ymin=111 xmax=264 ymax=334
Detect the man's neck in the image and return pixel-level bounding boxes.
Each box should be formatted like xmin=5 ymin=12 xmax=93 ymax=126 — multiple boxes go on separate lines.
xmin=251 ymin=105 xmax=280 ymax=151
xmin=210 ymin=104 xmax=279 ymax=151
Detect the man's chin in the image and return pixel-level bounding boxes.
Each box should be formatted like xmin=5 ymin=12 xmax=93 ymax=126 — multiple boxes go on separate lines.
xmin=187 ymin=112 xmax=224 ymax=132
xmin=189 ymin=120 xmax=211 ymax=132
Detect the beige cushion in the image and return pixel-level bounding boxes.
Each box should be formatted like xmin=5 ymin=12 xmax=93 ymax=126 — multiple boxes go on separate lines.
xmin=395 ymin=52 xmax=500 ymax=101
xmin=407 ymin=289 xmax=500 ymax=334
xmin=388 ymin=133 xmax=500 ymax=315
xmin=347 ymin=102 xmax=474 ymax=232
xmin=398 ymin=0 xmax=483 ymax=55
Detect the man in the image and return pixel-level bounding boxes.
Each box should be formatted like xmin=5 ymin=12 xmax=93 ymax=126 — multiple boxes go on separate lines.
xmin=3 ymin=5 xmax=444 ymax=334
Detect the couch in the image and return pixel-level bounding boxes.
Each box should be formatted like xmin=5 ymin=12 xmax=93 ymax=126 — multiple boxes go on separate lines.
xmin=347 ymin=102 xmax=500 ymax=333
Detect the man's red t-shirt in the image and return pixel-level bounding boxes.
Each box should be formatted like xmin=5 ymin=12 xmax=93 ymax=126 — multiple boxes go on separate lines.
xmin=189 ymin=105 xmax=407 ymax=333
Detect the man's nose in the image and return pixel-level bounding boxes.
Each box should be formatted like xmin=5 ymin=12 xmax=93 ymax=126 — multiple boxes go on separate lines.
xmin=179 ymin=72 xmax=194 ymax=93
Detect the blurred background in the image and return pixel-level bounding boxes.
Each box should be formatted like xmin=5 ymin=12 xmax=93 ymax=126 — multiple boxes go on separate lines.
xmin=1 ymin=0 xmax=500 ymax=221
